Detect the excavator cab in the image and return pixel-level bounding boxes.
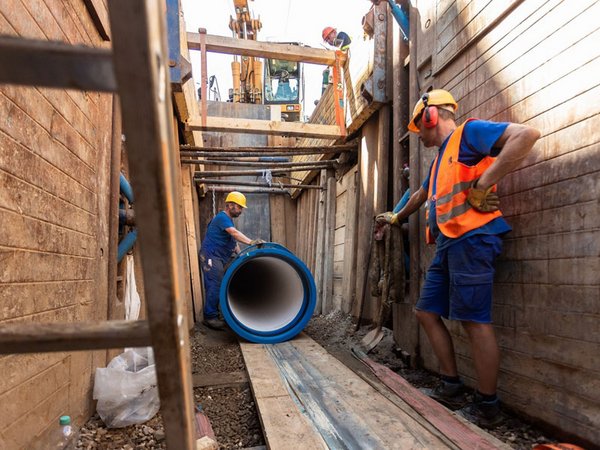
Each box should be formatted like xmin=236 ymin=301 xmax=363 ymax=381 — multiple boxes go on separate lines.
xmin=263 ymin=56 xmax=302 ymax=122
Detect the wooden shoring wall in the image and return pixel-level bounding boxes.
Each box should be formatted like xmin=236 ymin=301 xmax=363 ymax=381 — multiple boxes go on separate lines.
xmin=408 ymin=0 xmax=600 ymax=445
xmin=0 ymin=1 xmax=114 ymax=447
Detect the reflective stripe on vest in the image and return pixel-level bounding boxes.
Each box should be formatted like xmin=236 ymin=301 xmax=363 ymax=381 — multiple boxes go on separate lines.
xmin=425 ymin=120 xmax=502 ymax=244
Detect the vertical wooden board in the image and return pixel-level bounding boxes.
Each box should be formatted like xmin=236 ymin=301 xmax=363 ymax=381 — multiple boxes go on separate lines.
xmin=108 ymin=1 xmax=196 ymax=448
xmin=269 ymin=194 xmax=287 ymax=245
xmin=313 ymin=171 xmax=327 ymax=314
xmin=353 ymin=118 xmax=377 ymax=318
xmin=283 ymin=194 xmax=297 ymax=253
xmin=181 ymin=166 xmax=204 ymax=324
xmin=342 ymin=168 xmax=358 ymax=314
xmin=321 ymin=173 xmax=336 ymax=314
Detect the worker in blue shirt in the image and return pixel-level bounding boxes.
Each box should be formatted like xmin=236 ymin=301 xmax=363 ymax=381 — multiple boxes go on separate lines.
xmin=377 ymin=89 xmax=539 ymax=427
xmin=200 ymin=192 xmax=265 ymax=330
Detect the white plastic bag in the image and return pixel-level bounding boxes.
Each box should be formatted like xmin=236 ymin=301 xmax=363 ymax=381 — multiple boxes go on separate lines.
xmin=93 ymin=347 xmax=159 ymax=428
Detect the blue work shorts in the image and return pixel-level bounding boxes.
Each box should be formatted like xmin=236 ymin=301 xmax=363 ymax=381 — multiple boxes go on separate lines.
xmin=416 ymin=234 xmax=503 ymax=323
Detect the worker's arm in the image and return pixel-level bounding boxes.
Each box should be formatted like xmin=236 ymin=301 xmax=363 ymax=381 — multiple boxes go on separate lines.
xmin=376 ymin=186 xmax=427 ymax=225
xmin=225 ymin=227 xmax=253 ymax=245
xmin=476 ymin=123 xmax=540 ymax=189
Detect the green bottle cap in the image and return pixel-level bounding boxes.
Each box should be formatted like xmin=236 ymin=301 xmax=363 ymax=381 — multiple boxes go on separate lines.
xmin=59 ymin=416 xmax=71 ymax=426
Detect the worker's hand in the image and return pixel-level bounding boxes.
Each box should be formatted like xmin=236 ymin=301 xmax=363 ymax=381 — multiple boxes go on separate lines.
xmin=249 ymin=239 xmax=266 ymax=246
xmin=467 ymin=180 xmax=500 ymax=212
xmin=375 ymin=211 xmax=398 ymax=225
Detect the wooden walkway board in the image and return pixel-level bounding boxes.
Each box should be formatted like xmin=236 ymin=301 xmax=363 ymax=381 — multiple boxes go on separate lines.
xmin=242 ymin=334 xmax=458 ymax=449
xmin=240 ymin=343 xmax=328 ymax=449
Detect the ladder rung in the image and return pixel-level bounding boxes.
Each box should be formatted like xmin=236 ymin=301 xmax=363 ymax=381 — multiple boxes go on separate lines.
xmin=0 ymin=36 xmax=117 ymax=92
xmin=0 ymin=320 xmax=151 ymax=354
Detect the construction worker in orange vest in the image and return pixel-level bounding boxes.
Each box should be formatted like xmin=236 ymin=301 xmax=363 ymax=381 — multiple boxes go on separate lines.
xmin=377 ymin=89 xmax=540 ymax=427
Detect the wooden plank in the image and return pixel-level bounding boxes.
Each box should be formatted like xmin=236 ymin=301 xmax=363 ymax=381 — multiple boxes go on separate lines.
xmin=0 ymin=36 xmax=116 ymax=91
xmin=0 ymin=320 xmax=151 ymax=354
xmin=351 ymin=348 xmax=510 ymax=449
xmin=187 ymin=32 xmax=339 ymax=66
xmin=341 ymin=168 xmax=358 ymax=314
xmin=269 ymin=335 xmax=460 ymax=448
xmin=313 ymin=170 xmax=328 ymax=314
xmin=182 ymin=167 xmax=204 ymax=324
xmin=239 ymin=342 xmax=327 ymax=449
xmin=321 ymin=172 xmax=336 ymax=314
xmin=187 ymin=116 xmax=343 ymax=139
xmin=192 ymin=371 xmax=248 ymax=389
xmin=107 ymin=1 xmax=196 ymax=449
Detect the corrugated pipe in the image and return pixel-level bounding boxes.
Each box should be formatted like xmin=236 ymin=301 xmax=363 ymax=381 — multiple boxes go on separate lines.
xmin=220 ymin=243 xmax=316 ymax=344
xmin=117 ymin=229 xmax=138 ymax=263
xmin=119 ymin=172 xmax=134 ymax=204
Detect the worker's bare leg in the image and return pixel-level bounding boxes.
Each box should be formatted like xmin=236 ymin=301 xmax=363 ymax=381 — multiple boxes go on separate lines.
xmin=461 ymin=321 xmax=499 ymax=395
xmin=415 ymin=310 xmax=457 ymax=377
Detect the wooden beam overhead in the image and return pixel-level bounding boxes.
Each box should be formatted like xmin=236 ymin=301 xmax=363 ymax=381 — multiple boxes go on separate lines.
xmin=0 ymin=36 xmax=117 ymax=91
xmin=0 ymin=320 xmax=151 ymax=354
xmin=187 ymin=116 xmax=342 ymax=140
xmin=187 ymin=32 xmax=340 ymax=66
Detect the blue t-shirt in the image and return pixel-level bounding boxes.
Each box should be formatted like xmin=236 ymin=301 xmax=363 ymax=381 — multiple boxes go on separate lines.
xmin=202 ymin=211 xmax=236 ymax=259
xmin=422 ymin=120 xmax=512 ymax=250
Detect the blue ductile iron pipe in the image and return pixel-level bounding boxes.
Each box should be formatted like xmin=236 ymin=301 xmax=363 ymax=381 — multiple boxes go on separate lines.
xmin=220 ymin=243 xmax=316 ymax=344
xmin=117 ymin=229 xmax=138 ymax=263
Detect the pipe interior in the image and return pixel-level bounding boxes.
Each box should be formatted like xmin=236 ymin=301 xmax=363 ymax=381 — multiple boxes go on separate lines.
xmin=227 ymin=256 xmax=305 ymax=332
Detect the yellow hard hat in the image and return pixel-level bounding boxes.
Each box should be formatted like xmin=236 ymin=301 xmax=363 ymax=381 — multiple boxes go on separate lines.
xmin=408 ymin=89 xmax=458 ymax=132
xmin=225 ymin=191 xmax=247 ymax=208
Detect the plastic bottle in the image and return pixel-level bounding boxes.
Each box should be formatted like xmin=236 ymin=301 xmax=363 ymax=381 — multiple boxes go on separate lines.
xmin=55 ymin=415 xmax=77 ymax=449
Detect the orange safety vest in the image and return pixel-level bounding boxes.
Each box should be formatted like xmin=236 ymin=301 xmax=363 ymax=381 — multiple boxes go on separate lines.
xmin=425 ymin=119 xmax=503 ymax=244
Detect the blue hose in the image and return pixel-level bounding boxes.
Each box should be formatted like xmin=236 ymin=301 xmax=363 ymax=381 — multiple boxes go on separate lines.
xmin=117 ymin=229 xmax=138 ymax=263
xmin=120 ymin=173 xmax=134 ymax=204
xmin=220 ymin=243 xmax=316 ymax=344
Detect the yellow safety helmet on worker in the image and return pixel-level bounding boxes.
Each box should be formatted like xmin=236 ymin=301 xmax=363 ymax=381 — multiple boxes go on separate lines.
xmin=225 ymin=191 xmax=247 ymax=208
xmin=408 ymin=89 xmax=458 ymax=133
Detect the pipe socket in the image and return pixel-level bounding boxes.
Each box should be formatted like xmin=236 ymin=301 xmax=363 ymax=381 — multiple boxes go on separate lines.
xmin=220 ymin=243 xmax=316 ymax=343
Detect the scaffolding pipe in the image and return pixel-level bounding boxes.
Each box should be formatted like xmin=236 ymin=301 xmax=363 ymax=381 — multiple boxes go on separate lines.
xmin=220 ymin=243 xmax=316 ymax=343
xmin=194 ymin=178 xmax=323 ymax=189
xmin=201 ymin=186 xmax=290 ymax=195
xmin=196 ymin=164 xmax=335 ymax=177
xmin=181 ymin=159 xmax=338 ymax=168
xmin=180 ymin=143 xmax=357 ymax=153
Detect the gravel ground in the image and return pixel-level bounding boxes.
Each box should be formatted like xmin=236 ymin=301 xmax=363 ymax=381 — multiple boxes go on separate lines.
xmin=77 ymin=312 xmax=568 ymax=449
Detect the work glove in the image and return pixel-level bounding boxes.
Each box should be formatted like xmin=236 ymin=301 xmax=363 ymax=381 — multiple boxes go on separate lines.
xmin=375 ymin=211 xmax=399 ymax=225
xmin=249 ymin=239 xmax=266 ymax=246
xmin=467 ymin=179 xmax=500 ymax=212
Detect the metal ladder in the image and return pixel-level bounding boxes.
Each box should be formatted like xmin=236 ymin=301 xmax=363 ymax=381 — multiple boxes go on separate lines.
xmin=0 ymin=1 xmax=196 ymax=448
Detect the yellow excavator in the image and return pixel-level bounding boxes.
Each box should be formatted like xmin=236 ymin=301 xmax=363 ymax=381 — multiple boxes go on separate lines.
xmin=228 ymin=0 xmax=303 ymax=121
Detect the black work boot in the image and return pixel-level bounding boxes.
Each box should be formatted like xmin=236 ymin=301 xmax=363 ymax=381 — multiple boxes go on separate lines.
xmin=421 ymin=379 xmax=467 ymax=409
xmin=457 ymin=392 xmax=503 ymax=428
xmin=203 ymin=317 xmax=226 ymax=330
